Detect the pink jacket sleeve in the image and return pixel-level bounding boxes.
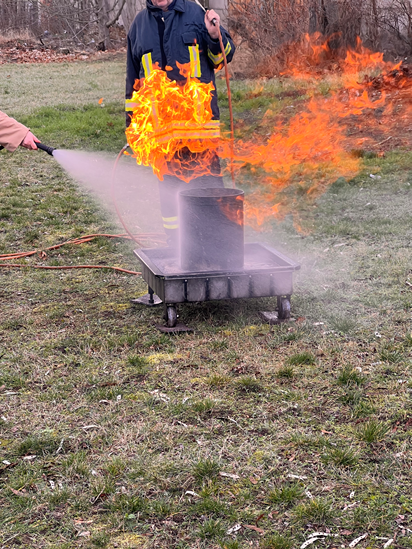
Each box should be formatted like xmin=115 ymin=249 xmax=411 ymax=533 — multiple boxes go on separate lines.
xmin=0 ymin=111 xmax=30 ymax=152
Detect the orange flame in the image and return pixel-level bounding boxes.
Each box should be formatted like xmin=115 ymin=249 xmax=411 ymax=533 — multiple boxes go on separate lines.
xmin=126 ymin=63 xmax=220 ymax=183
xmin=125 ymin=36 xmax=412 ymax=230
xmin=217 ymin=194 xmax=244 ymax=226
xmin=343 ymin=37 xmax=386 ymax=73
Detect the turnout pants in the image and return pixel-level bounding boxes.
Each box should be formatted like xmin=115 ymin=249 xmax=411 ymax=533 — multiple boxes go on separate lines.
xmin=158 ymin=151 xmax=224 ymax=248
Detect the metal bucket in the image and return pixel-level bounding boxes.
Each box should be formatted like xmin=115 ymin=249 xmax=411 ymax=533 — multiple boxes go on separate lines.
xmin=179 ymin=187 xmax=244 ymax=271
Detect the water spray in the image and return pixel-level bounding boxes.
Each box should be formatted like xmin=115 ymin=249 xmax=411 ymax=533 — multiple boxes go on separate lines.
xmin=0 ymin=141 xmax=153 ymax=275
xmin=110 ymin=144 xmax=148 ymax=247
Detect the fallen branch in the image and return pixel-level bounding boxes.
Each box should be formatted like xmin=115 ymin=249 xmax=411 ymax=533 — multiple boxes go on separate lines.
xmin=375 ymin=136 xmax=392 ymax=146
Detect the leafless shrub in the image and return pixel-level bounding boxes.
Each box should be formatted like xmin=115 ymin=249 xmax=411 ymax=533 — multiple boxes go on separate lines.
xmin=229 ymin=0 xmax=310 ymax=54
xmin=380 ymin=0 xmax=412 ymax=55
xmin=229 ymin=0 xmax=412 ymax=75
xmin=0 ymin=0 xmax=129 ymax=50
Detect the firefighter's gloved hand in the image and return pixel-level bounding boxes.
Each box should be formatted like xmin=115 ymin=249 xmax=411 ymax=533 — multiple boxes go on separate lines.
xmin=205 ymin=9 xmax=220 ymax=40
xmin=21 ymin=131 xmax=40 ymax=150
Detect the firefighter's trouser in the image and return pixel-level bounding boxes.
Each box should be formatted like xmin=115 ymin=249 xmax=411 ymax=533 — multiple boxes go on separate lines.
xmin=158 ymin=152 xmax=224 ymax=248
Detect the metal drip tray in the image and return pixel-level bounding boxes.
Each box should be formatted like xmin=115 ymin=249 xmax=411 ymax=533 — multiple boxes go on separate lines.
xmin=134 ymin=242 xmax=300 ymax=304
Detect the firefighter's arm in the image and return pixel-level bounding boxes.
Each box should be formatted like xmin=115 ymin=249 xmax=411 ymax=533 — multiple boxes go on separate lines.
xmin=125 ymin=34 xmax=142 ymax=128
xmin=204 ymin=12 xmax=235 ymax=69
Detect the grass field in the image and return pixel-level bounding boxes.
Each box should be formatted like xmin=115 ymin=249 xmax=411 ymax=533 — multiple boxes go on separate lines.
xmin=0 ymin=59 xmax=412 ymax=549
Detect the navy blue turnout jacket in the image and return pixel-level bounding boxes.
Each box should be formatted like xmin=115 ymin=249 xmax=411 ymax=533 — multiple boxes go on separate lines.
xmin=125 ymin=0 xmax=235 ymax=125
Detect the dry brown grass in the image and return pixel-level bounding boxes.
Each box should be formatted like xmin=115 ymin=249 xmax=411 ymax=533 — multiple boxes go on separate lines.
xmin=0 ymin=28 xmax=36 ymax=44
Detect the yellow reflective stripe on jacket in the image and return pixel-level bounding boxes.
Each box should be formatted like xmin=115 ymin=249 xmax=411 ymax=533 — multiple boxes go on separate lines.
xmin=163 ymin=216 xmax=179 ymax=230
xmin=125 ymin=99 xmax=139 ymax=112
xmin=207 ymin=40 xmax=231 ymax=65
xmin=188 ymin=45 xmax=201 ymax=78
xmin=142 ymin=52 xmax=153 ymax=77
xmin=151 ymin=120 xmax=220 ymax=143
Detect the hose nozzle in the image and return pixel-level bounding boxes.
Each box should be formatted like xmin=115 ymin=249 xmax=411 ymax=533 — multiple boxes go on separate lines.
xmin=36 ymin=142 xmax=55 ymax=156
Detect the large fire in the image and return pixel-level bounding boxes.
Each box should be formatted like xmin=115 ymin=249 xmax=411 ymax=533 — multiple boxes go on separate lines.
xmin=126 ymin=63 xmax=220 ymax=183
xmin=125 ymin=36 xmax=412 ymax=229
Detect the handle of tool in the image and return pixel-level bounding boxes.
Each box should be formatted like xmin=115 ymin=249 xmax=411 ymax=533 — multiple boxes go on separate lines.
xmin=36 ymin=142 xmax=55 ymax=156
xmin=215 ymin=24 xmax=235 ymax=187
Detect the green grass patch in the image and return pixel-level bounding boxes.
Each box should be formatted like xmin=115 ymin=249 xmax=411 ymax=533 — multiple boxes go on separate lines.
xmin=355 ymin=420 xmax=390 ymax=444
xmin=19 ymin=103 xmax=126 ymax=152
xmin=260 ymin=534 xmax=293 ymax=549
xmin=293 ymin=498 xmax=334 ymax=525
xmin=337 ymin=366 xmax=365 ymax=387
xmin=193 ymin=459 xmax=221 ymax=484
xmin=287 ymin=352 xmax=316 ymax=366
xmin=267 ymin=483 xmax=304 ymax=507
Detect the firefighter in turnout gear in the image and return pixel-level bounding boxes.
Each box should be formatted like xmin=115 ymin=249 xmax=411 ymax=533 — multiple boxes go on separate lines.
xmin=125 ymin=0 xmax=235 ymax=247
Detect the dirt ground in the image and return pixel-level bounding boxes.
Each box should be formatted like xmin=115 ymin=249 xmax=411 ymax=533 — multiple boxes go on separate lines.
xmin=352 ymin=67 xmax=412 ymax=152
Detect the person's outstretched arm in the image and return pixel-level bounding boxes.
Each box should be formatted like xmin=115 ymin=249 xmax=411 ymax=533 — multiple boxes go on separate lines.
xmin=0 ymin=110 xmax=39 ymax=152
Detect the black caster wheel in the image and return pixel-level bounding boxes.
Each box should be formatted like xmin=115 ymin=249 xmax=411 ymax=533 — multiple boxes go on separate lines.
xmin=278 ymin=296 xmax=291 ymax=320
xmin=166 ymin=305 xmax=177 ymax=328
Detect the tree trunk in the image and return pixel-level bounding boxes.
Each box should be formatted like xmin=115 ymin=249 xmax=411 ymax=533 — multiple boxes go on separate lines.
xmin=370 ymin=0 xmax=380 ymax=48
xmin=308 ymin=0 xmax=329 ymax=34
xmin=97 ymin=0 xmax=113 ymax=50
xmin=319 ymin=0 xmax=329 ymax=34
xmin=309 ymin=0 xmax=318 ymax=33
xmin=121 ymin=0 xmax=145 ymax=34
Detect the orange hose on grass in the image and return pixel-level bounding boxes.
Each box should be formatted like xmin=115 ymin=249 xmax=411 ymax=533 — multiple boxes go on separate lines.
xmin=0 ymin=232 xmax=165 ymax=262
xmin=0 ymin=263 xmax=141 ymax=275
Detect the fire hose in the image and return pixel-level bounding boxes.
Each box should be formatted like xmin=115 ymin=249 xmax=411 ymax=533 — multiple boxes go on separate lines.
xmin=0 ymin=232 xmax=154 ymax=275
xmin=193 ymin=0 xmax=235 ymax=184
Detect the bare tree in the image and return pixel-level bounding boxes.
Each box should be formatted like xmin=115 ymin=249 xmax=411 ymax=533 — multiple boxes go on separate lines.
xmin=121 ymin=0 xmax=145 ymax=34
xmin=229 ymin=0 xmax=310 ymax=53
xmin=96 ymin=0 xmax=127 ymax=49
xmin=380 ymin=0 xmax=412 ymax=54
xmin=228 ymin=0 xmax=412 ymax=68
xmin=0 ymin=0 xmax=127 ymax=50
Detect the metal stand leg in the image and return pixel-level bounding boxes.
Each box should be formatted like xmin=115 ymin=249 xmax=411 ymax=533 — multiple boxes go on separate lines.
xmin=130 ymin=285 xmax=162 ymax=307
xmin=278 ymin=295 xmax=291 ymax=320
xmin=164 ymin=304 xmax=178 ymax=327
